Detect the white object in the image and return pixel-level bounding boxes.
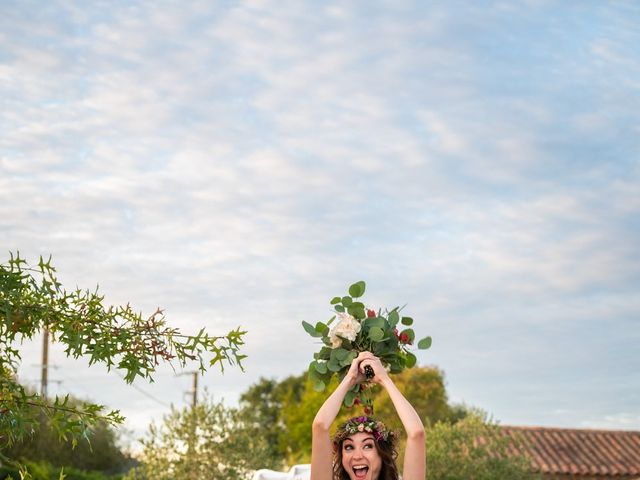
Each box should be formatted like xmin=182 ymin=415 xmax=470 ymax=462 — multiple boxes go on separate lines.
xmin=252 ymin=464 xmax=310 ymax=480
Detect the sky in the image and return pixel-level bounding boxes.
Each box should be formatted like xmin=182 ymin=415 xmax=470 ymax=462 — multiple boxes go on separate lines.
xmin=2 ymin=0 xmax=639 ymax=451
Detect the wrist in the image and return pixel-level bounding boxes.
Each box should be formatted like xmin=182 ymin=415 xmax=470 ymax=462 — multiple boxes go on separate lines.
xmin=378 ymin=374 xmax=393 ymax=388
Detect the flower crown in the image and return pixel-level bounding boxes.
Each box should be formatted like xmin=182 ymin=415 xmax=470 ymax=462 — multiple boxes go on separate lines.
xmin=333 ymin=416 xmax=395 ymax=444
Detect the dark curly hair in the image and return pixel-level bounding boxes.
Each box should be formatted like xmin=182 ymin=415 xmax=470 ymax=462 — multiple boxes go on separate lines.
xmin=332 ymin=417 xmax=399 ymax=480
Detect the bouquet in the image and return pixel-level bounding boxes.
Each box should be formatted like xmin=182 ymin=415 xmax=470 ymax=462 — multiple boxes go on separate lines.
xmin=302 ymin=280 xmax=432 ymax=410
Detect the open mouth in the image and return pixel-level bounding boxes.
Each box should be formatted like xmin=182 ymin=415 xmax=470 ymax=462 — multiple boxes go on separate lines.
xmin=352 ymin=466 xmax=369 ymax=479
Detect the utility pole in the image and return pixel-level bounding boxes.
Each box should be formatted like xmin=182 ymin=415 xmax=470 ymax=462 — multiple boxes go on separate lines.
xmin=191 ymin=371 xmax=198 ymax=410
xmin=41 ymin=328 xmax=49 ymax=399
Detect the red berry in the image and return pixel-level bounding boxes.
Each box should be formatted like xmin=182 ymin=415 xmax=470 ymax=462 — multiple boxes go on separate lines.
xmin=354 ymin=398 xmax=361 ymax=405
xmin=367 ymin=309 xmax=376 ymax=318
xmin=364 ymin=407 xmax=372 ymax=415
xmin=400 ymin=332 xmax=409 ymax=343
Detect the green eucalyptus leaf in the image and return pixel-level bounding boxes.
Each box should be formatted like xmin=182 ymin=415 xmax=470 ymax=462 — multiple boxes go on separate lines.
xmin=344 ymin=390 xmax=356 ymax=407
xmin=332 ymin=348 xmax=349 ymax=361
xmin=302 ymin=320 xmax=323 ymax=337
xmin=318 ymin=346 xmax=332 ymax=360
xmin=405 ymin=352 xmax=417 ymax=368
xmin=363 ymin=317 xmax=385 ymax=329
xmin=327 ymin=315 xmax=336 ymax=326
xmin=388 ymin=310 xmax=399 ymax=325
xmin=330 ymin=297 xmax=342 ymax=305
xmin=369 ymin=327 xmax=384 ymax=342
xmin=348 ymin=281 xmax=366 ymax=298
xmin=335 ymin=305 xmax=345 ymax=313
xmin=327 ymin=359 xmax=342 ymax=372
xmin=342 ymin=296 xmax=353 ymax=307
xmin=313 ymin=380 xmax=326 ymax=392
xmin=418 ymin=336 xmax=432 ymax=349
xmin=401 ymin=316 xmax=413 ymax=326
xmin=315 ymin=361 xmax=328 ymax=374
xmin=347 ymin=305 xmax=366 ymax=319
xmin=315 ymin=321 xmax=329 ymax=335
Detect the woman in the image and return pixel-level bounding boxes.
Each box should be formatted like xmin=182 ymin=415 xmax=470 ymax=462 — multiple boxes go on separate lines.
xmin=311 ymin=351 xmax=426 ymax=480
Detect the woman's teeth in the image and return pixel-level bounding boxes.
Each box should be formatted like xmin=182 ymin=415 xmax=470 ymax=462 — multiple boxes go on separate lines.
xmin=353 ymin=466 xmax=369 ymax=478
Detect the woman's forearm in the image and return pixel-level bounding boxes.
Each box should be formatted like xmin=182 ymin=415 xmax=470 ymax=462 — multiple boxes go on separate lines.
xmin=313 ymin=376 xmax=355 ymax=431
xmin=379 ymin=376 xmax=425 ymax=437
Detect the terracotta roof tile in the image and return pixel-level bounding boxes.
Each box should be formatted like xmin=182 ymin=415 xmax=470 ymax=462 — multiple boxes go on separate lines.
xmin=500 ymin=426 xmax=640 ymax=477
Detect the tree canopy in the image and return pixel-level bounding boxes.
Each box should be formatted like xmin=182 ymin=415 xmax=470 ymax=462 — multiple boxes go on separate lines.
xmin=0 ymin=252 xmax=247 ymax=477
xmin=124 ymin=395 xmax=276 ymax=480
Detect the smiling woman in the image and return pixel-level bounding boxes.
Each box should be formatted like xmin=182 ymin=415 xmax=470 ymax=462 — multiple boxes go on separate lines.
xmin=310 ymin=352 xmax=425 ymax=480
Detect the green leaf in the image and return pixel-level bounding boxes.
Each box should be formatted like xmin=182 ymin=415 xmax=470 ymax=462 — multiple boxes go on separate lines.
xmin=363 ymin=317 xmax=385 ymax=329
xmin=317 ymin=346 xmax=332 ymax=360
xmin=315 ymin=321 xmax=329 ymax=335
xmin=308 ymin=362 xmax=320 ymax=380
xmin=348 ymin=281 xmax=366 ymax=298
xmin=335 ymin=348 xmax=350 ymax=361
xmin=302 ymin=320 xmax=323 ymax=338
xmin=405 ymin=352 xmax=417 ymax=368
xmin=418 ymin=336 xmax=432 ymax=349
xmin=369 ymin=327 xmax=384 ymax=342
xmin=388 ymin=310 xmax=399 ymax=326
xmin=401 ymin=316 xmax=413 ymax=326
xmin=400 ymin=328 xmax=415 ymax=342
xmin=315 ymin=361 xmax=328 ymax=374
xmin=347 ymin=304 xmax=366 ymax=319
xmin=313 ymin=380 xmax=326 ymax=392
xmin=335 ymin=305 xmax=345 ymax=313
xmin=342 ymin=296 xmax=353 ymax=307
xmin=344 ymin=390 xmax=356 ymax=407
xmin=327 ymin=359 xmax=342 ymax=372
xmin=330 ymin=297 xmax=342 ymax=305
xmin=327 ymin=315 xmax=336 ymax=326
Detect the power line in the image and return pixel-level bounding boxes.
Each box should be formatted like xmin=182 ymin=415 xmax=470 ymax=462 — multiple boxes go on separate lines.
xmin=114 ymin=372 xmax=171 ymax=408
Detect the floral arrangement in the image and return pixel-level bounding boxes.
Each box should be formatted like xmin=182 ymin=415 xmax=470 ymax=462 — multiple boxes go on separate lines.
xmin=333 ymin=416 xmax=395 ymax=444
xmin=302 ymin=281 xmax=432 ymax=409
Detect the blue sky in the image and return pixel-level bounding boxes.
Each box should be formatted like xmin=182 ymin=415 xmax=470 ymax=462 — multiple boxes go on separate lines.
xmin=2 ymin=0 xmax=639 ymax=447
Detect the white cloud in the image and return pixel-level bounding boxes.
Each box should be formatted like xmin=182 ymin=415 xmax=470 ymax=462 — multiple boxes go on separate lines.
xmin=2 ymin=0 xmax=639 ymax=444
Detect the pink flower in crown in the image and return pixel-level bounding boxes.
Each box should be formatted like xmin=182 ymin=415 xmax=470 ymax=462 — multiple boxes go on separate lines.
xmin=357 ymin=424 xmax=364 ymax=432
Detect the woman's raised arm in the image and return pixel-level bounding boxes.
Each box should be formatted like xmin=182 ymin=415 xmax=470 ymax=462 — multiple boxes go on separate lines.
xmin=361 ymin=355 xmax=426 ymax=480
xmin=310 ymin=352 xmax=368 ymax=480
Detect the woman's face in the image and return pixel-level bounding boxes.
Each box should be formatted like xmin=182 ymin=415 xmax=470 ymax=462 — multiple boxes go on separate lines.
xmin=341 ymin=432 xmax=382 ymax=480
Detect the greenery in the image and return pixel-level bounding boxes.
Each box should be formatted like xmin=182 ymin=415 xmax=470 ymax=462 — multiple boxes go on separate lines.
xmin=234 ymin=370 xmax=536 ymax=479
xmin=0 ymin=252 xmax=247 ymax=478
xmin=124 ymin=395 xmax=277 ymax=480
xmin=302 ymin=280 xmax=432 ymax=408
xmin=2 ymin=392 xmax=135 ymax=475
xmin=427 ymin=414 xmax=538 ymax=480
xmin=239 ymin=366 xmax=459 ymax=466
xmin=0 ymin=460 xmax=123 ymax=480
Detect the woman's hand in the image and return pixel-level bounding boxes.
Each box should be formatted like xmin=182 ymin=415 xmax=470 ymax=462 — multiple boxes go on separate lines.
xmin=344 ymin=351 xmax=375 ymax=386
xmin=359 ymin=353 xmax=390 ymax=386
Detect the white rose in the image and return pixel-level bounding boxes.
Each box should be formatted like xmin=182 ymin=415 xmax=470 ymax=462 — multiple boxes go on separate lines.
xmin=329 ymin=312 xmax=361 ymax=347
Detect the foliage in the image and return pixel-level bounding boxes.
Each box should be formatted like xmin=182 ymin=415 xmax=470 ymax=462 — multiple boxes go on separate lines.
xmin=0 ymin=459 xmax=123 ymax=480
xmin=302 ymin=280 xmax=432 ymax=408
xmin=2 ymin=392 xmax=135 ymax=475
xmin=124 ymin=395 xmax=277 ymax=480
xmin=426 ymin=415 xmax=538 ymax=480
xmin=0 ymin=252 xmax=247 ymax=476
xmin=238 ymin=375 xmax=305 ymax=468
xmin=244 ymin=366 xmax=459 ymax=466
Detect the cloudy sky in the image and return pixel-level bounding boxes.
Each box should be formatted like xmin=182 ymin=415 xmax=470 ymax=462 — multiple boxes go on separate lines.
xmin=2 ymin=0 xmax=639 ymax=448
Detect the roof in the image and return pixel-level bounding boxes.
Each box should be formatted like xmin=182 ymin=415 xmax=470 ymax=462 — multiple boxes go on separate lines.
xmin=499 ymin=426 xmax=640 ymax=477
